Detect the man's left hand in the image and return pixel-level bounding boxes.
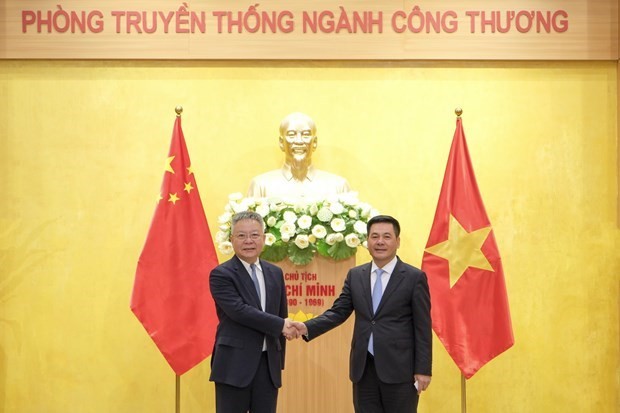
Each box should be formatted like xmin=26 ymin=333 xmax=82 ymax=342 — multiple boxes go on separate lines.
xmin=414 ymin=374 xmax=431 ymax=395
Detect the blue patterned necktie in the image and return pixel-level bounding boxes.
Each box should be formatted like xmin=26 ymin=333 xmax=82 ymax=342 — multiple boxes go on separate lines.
xmin=372 ymin=268 xmax=384 ymax=314
xmin=368 ymin=268 xmax=384 ymax=355
xmin=250 ymin=263 xmax=261 ymax=301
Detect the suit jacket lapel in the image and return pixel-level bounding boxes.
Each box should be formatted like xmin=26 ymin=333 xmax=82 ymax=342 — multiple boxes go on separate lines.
xmin=360 ymin=263 xmax=373 ymax=316
xmin=232 ymin=255 xmax=261 ymax=308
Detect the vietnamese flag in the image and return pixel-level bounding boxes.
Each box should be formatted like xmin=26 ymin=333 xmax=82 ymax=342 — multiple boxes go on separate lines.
xmin=422 ymin=115 xmax=513 ymax=379
xmin=131 ymin=111 xmax=218 ymax=375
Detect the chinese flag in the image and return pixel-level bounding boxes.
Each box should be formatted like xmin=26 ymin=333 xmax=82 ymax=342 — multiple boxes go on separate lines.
xmin=131 ymin=113 xmax=218 ymax=375
xmin=422 ymin=116 xmax=513 ymax=379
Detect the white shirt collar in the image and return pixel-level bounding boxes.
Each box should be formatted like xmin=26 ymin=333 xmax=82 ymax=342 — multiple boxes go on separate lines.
xmin=239 ymin=258 xmax=261 ymax=273
xmin=371 ymin=256 xmax=397 ymax=275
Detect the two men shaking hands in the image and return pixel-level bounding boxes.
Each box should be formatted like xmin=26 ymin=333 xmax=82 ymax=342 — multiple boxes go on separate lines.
xmin=209 ymin=211 xmax=432 ymax=413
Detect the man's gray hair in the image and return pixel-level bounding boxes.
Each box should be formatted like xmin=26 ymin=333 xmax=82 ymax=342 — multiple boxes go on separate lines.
xmin=231 ymin=211 xmax=264 ymax=230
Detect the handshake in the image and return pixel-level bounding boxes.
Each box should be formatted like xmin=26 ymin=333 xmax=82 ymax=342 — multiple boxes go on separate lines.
xmin=282 ymin=319 xmax=308 ymax=340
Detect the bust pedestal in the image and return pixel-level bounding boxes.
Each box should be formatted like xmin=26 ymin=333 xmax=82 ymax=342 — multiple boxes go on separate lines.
xmin=275 ymin=256 xmax=355 ymax=413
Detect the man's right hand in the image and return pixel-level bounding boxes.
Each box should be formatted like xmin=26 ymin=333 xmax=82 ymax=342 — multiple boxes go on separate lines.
xmin=292 ymin=321 xmax=308 ymax=336
xmin=282 ymin=318 xmax=300 ymax=340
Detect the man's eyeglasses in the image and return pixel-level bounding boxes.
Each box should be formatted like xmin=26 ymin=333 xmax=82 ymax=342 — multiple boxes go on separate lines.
xmin=233 ymin=233 xmax=262 ymax=241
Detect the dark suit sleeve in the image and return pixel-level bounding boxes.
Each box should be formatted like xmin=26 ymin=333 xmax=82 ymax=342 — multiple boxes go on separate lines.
xmin=304 ymin=270 xmax=355 ymax=341
xmin=412 ymin=271 xmax=432 ymax=376
xmin=210 ymin=265 xmax=284 ymax=338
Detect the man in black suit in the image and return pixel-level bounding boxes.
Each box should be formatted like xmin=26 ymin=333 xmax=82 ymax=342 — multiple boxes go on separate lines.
xmin=294 ymin=215 xmax=432 ymax=413
xmin=209 ymin=211 xmax=298 ymax=413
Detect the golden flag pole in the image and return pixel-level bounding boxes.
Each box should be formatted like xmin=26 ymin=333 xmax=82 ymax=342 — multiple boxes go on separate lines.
xmin=457 ymin=108 xmax=466 ymax=413
xmin=175 ymin=105 xmax=183 ymax=413
xmin=461 ymin=374 xmax=467 ymax=413
xmin=176 ymin=374 xmax=181 ymax=413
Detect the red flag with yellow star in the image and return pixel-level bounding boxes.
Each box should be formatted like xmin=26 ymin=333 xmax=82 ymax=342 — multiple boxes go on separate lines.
xmin=422 ymin=116 xmax=513 ymax=379
xmin=131 ymin=113 xmax=218 ymax=375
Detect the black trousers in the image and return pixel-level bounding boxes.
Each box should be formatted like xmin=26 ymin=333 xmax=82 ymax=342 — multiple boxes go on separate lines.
xmin=215 ymin=352 xmax=278 ymax=413
xmin=353 ymin=353 xmax=419 ymax=413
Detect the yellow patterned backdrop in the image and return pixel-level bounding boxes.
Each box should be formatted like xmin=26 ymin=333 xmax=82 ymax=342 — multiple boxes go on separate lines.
xmin=0 ymin=60 xmax=618 ymax=412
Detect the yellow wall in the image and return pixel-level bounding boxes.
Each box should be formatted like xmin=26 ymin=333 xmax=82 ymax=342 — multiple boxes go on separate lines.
xmin=0 ymin=61 xmax=618 ymax=412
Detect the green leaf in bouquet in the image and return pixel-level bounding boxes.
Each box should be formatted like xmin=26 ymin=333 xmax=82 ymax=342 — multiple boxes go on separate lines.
xmin=287 ymin=243 xmax=316 ymax=266
xmin=261 ymin=241 xmax=288 ymax=262
xmin=328 ymin=241 xmax=356 ymax=260
xmin=267 ymin=227 xmax=282 ymax=238
xmin=315 ymin=239 xmax=331 ymax=258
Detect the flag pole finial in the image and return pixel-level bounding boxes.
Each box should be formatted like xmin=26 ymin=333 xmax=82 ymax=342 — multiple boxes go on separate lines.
xmin=455 ymin=108 xmax=463 ymax=117
xmin=175 ymin=106 xmax=183 ymax=117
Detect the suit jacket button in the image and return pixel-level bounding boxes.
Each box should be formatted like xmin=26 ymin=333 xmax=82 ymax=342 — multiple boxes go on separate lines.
xmin=371 ymin=321 xmax=376 ymax=325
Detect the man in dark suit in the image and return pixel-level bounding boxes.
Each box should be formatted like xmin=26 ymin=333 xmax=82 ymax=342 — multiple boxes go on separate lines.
xmin=209 ymin=211 xmax=298 ymax=413
xmin=294 ymin=215 xmax=432 ymax=413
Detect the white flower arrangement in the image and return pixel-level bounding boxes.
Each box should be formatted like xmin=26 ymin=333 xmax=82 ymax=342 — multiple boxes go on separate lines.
xmin=216 ymin=192 xmax=379 ymax=265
